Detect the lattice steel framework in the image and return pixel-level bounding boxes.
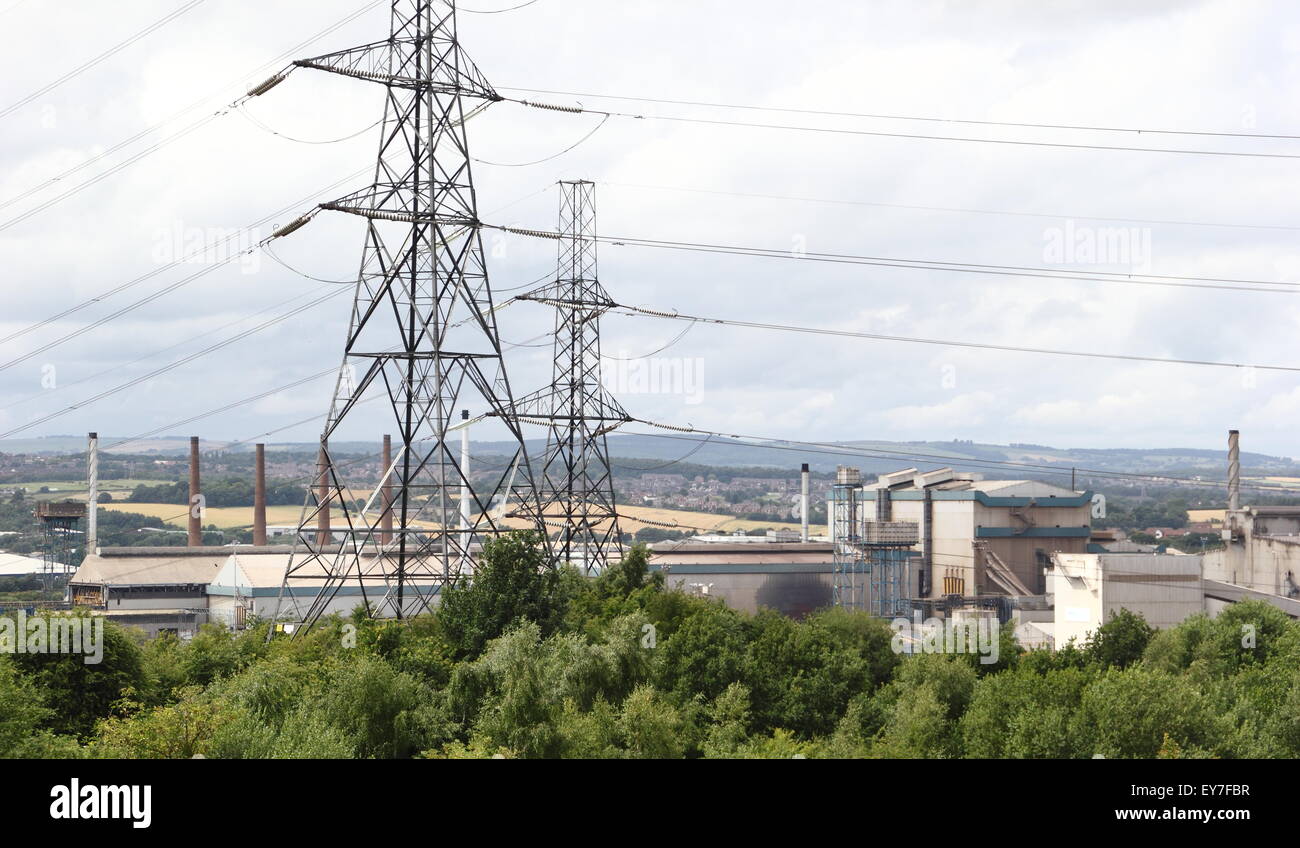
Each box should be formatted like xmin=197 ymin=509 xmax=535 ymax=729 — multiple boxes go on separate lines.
xmin=276 ymin=0 xmax=547 ymax=627
xmin=831 ymin=478 xmax=867 ymax=611
xmin=514 ymin=181 xmax=629 ymax=572
xmin=35 ymin=502 xmax=84 ymax=598
xmin=831 ymin=470 xmax=917 ymax=617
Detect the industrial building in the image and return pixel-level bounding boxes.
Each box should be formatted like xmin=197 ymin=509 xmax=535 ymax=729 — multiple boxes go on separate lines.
xmin=651 ymin=541 xmax=835 ymax=618
xmin=69 ymin=545 xmax=440 ymax=637
xmin=64 ymin=434 xmax=456 ymax=635
xmin=70 ymin=546 xmax=226 ymax=638
xmin=1203 ymin=431 xmax=1300 ymax=600
xmin=849 ymin=467 xmax=1093 ymax=600
xmin=1050 ymin=552 xmax=1204 ymax=648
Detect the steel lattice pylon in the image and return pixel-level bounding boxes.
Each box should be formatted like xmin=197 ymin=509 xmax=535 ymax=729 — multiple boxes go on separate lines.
xmin=275 ymin=0 xmax=548 ymax=627
xmin=514 ymin=181 xmax=629 ymax=573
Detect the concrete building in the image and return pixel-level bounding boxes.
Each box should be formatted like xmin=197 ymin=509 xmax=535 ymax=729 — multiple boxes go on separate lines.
xmin=1050 ymin=552 xmax=1204 ymax=648
xmin=650 ymin=542 xmax=835 ymax=618
xmin=70 ymin=546 xmax=229 ymax=637
xmin=70 ymin=545 xmax=449 ymax=635
xmin=207 ymin=549 xmax=443 ymax=627
xmin=853 ymin=468 xmax=1093 ymax=600
xmin=1204 ymin=505 xmax=1300 ymax=599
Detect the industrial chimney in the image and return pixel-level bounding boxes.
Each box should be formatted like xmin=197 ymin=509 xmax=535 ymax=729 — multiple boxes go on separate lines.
xmin=86 ymin=432 xmax=99 ymax=553
xmin=253 ymin=443 xmax=267 ymax=546
xmin=1228 ymin=429 xmax=1241 ymax=513
xmin=380 ymin=434 xmax=393 ymax=545
xmin=800 ymin=463 xmax=810 ymax=542
xmin=316 ymin=439 xmax=331 ymax=549
xmin=188 ymin=436 xmax=202 ymax=547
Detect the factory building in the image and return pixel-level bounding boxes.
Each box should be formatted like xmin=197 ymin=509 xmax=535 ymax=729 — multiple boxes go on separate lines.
xmin=650 ymin=541 xmax=835 ymax=619
xmin=1204 ymin=506 xmax=1300 ymax=599
xmin=849 ymin=468 xmax=1093 ymax=600
xmin=1203 ymin=431 xmax=1300 ymax=601
xmin=70 ymin=546 xmax=226 ymax=638
xmin=70 ymin=546 xmax=437 ymax=636
xmin=1050 ymin=552 xmax=1204 ymax=648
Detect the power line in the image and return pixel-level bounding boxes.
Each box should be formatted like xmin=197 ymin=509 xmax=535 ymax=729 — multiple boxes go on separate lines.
xmin=0 ymin=0 xmax=208 ymax=122
xmin=0 ymin=111 xmax=229 ymax=233
xmin=0 ymin=285 xmax=335 ymax=413
xmin=457 ymin=0 xmax=542 ymax=14
xmin=0 ymin=287 xmax=347 ymax=439
xmin=473 ymin=113 xmax=610 ymax=167
xmin=603 ymin=301 xmax=1300 ymax=374
xmin=103 ymin=366 xmax=340 ymax=450
xmin=0 ymin=166 xmax=366 ymax=349
xmin=494 ymin=225 xmax=1300 ymax=296
xmin=502 ymin=86 xmax=1300 ymax=142
xmin=0 ymin=0 xmax=386 ymax=218
xmin=600 ymin=180 xmax=1300 ymax=234
xmin=508 ymin=98 xmax=1300 ymax=160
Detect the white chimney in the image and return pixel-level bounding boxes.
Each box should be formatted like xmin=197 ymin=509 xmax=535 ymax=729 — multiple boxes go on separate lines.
xmin=1228 ymin=429 xmax=1240 ymax=513
xmin=86 ymin=432 xmax=99 ymax=553
xmin=800 ymin=463 xmax=810 ymax=542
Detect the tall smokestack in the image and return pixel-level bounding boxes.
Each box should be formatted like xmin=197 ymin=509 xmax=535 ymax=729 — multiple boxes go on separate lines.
xmin=87 ymin=432 xmax=99 ymax=553
xmin=381 ymin=434 xmax=393 ymax=545
xmin=316 ymin=439 xmax=331 ymax=549
xmin=253 ymin=443 xmax=267 ymax=546
xmin=1228 ymin=429 xmax=1241 ymax=513
xmin=188 ymin=436 xmax=202 ymax=547
xmin=800 ymin=463 xmax=810 ymax=542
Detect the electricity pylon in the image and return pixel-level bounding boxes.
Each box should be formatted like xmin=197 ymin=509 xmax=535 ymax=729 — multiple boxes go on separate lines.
xmin=514 ymin=181 xmax=628 ymax=573
xmin=276 ymin=0 xmax=547 ymax=627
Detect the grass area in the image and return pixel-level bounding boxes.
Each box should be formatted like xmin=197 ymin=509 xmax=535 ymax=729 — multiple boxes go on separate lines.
xmin=1187 ymin=509 xmax=1225 ymax=524
xmin=100 ymin=501 xmax=827 ymax=536
xmin=14 ymin=479 xmax=160 ymax=501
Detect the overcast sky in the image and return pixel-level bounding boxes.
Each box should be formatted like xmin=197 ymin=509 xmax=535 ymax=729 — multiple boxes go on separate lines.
xmin=1 ymin=0 xmax=1298 ymax=459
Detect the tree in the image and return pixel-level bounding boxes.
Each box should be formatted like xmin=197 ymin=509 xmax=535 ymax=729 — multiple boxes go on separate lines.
xmin=742 ymin=610 xmax=870 ymax=738
xmin=652 ymin=597 xmax=748 ymax=704
xmin=1073 ymin=667 xmax=1223 ymax=758
xmin=1086 ymin=608 xmax=1154 ymax=669
xmin=438 ymin=531 xmax=562 ymax=659
xmin=0 ymin=657 xmax=52 ymax=757
xmin=8 ymin=614 xmax=145 ymax=738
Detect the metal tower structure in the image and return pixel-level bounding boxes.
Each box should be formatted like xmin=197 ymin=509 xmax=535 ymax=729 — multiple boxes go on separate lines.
xmin=514 ymin=181 xmax=629 ymax=573
xmin=830 ymin=467 xmax=917 ymax=616
xmin=35 ymin=502 xmax=85 ymax=598
xmin=276 ymin=0 xmax=547 ymax=627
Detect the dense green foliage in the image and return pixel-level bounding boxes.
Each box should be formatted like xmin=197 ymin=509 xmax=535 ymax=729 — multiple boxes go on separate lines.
xmin=3 ymin=534 xmax=1299 ymax=759
xmin=128 ymin=477 xmax=303 ymax=507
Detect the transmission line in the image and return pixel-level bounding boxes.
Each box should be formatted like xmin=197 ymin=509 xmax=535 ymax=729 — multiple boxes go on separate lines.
xmin=502 ymin=86 xmax=1300 ymax=142
xmin=506 ymin=97 xmax=1300 ymax=160
xmin=491 ymin=224 xmax=1300 ymax=296
xmin=0 ymin=0 xmax=386 ymax=218
xmin=0 ymin=0 xmax=208 ymax=122
xmin=0 ymin=166 xmax=365 ymax=349
xmin=601 ymin=302 xmax=1300 ymax=374
xmin=600 ymin=180 xmax=1300 ymax=234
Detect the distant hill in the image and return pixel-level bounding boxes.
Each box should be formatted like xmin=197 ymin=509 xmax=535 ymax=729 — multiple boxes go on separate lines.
xmin=4 ymin=434 xmax=1292 ymax=479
